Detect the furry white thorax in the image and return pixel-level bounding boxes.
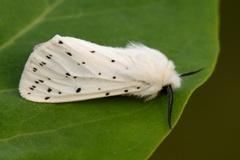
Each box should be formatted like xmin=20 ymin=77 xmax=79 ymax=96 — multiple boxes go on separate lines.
xmin=119 ymin=43 xmax=181 ymax=100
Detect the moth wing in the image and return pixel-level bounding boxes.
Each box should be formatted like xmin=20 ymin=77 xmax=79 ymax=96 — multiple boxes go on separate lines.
xmin=19 ymin=35 xmax=146 ymax=103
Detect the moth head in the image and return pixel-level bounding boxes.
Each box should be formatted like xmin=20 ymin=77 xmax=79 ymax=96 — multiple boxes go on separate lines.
xmin=162 ymin=60 xmax=181 ymax=89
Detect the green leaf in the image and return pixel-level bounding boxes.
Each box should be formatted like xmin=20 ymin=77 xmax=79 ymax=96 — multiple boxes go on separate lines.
xmin=0 ymin=0 xmax=219 ymax=159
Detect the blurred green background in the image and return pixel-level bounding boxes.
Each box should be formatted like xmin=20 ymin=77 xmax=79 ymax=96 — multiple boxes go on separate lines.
xmin=150 ymin=1 xmax=240 ymax=159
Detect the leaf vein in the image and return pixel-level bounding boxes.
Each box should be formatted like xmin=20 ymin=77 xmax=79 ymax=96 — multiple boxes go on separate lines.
xmin=0 ymin=104 xmax=151 ymax=143
xmin=0 ymin=0 xmax=63 ymax=52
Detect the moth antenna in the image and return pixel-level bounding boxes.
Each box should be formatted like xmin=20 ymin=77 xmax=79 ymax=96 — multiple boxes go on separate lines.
xmin=180 ymin=68 xmax=204 ymax=77
xmin=166 ymin=85 xmax=173 ymax=129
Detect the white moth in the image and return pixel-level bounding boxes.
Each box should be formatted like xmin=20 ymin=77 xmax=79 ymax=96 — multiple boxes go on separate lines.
xmin=19 ymin=35 xmax=202 ymax=128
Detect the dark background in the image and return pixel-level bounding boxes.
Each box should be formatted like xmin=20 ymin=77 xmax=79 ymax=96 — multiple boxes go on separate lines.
xmin=151 ymin=0 xmax=240 ymax=159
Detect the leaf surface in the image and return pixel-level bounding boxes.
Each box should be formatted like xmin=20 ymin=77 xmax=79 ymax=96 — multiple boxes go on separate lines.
xmin=0 ymin=0 xmax=219 ymax=159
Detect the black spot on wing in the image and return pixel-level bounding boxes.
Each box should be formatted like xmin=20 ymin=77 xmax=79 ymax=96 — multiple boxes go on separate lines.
xmin=45 ymin=97 xmax=50 ymax=100
xmin=33 ymin=67 xmax=37 ymax=72
xmin=39 ymin=62 xmax=46 ymax=66
xmin=76 ymin=88 xmax=81 ymax=93
xmin=66 ymin=52 xmax=72 ymax=56
xmin=47 ymin=88 xmax=52 ymax=93
xmin=66 ymin=73 xmax=71 ymax=76
xmin=46 ymin=55 xmax=52 ymax=59
xmin=29 ymin=85 xmax=36 ymax=91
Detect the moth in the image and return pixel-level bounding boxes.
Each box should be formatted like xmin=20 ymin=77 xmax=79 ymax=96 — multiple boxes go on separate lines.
xmin=19 ymin=35 xmax=202 ymax=128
